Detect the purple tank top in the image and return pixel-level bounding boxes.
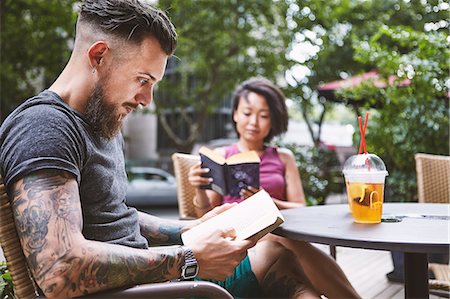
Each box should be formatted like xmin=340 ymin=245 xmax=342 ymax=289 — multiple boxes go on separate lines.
xmin=222 ymin=144 xmax=286 ymax=204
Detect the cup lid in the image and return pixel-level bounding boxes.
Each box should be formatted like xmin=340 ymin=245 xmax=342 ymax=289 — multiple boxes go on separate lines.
xmin=342 ymin=153 xmax=388 ymax=176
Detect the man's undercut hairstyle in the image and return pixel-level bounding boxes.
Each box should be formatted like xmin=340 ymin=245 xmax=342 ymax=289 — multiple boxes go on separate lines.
xmin=232 ymin=78 xmax=289 ymax=143
xmin=79 ymin=0 xmax=177 ymax=55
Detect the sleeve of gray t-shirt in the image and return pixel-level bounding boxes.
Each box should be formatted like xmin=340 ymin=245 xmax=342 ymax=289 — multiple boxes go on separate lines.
xmin=0 ymin=103 xmax=84 ymax=190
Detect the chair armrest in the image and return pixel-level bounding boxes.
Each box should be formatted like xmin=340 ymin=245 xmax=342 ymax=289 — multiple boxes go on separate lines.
xmin=81 ymin=281 xmax=233 ymax=299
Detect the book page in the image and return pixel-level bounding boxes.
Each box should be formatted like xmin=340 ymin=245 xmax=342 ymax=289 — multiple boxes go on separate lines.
xmin=226 ymin=150 xmax=260 ymax=165
xmin=199 ymin=146 xmax=226 ymax=165
xmin=181 ymin=189 xmax=284 ymax=246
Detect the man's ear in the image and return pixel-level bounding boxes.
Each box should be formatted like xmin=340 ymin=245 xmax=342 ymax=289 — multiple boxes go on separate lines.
xmin=87 ymin=41 xmax=109 ymax=69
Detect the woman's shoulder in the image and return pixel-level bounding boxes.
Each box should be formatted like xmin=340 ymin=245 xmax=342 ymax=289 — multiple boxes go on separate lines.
xmin=269 ymin=146 xmax=293 ymax=156
xmin=272 ymin=146 xmax=296 ymax=162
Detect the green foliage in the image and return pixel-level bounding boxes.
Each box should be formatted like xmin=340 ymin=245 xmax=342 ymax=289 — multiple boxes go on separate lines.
xmin=0 ymin=262 xmax=14 ymax=299
xmin=284 ymin=0 xmax=448 ymax=142
xmin=279 ymin=142 xmax=342 ymax=205
xmin=155 ymin=0 xmax=292 ymax=150
xmin=341 ymin=25 xmax=449 ymax=202
xmin=286 ymin=0 xmax=447 ymax=89
xmin=0 ymin=0 xmax=77 ymax=121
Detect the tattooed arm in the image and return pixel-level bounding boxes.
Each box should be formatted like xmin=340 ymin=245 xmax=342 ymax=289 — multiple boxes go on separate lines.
xmin=10 ymin=169 xmax=184 ymax=298
xmin=137 ymin=212 xmax=197 ymax=245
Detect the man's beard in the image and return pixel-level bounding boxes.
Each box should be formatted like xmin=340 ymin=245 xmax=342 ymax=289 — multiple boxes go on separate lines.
xmin=85 ymin=81 xmax=123 ymax=140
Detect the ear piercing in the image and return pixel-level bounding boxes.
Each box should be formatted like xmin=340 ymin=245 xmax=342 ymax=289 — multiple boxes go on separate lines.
xmin=92 ymin=67 xmax=96 ymax=74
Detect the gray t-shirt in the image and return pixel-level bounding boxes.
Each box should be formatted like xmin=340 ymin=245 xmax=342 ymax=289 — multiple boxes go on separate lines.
xmin=0 ymin=90 xmax=148 ymax=249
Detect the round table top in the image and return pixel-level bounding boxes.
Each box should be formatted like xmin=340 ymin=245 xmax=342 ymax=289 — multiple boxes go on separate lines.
xmin=273 ymin=203 xmax=450 ymax=253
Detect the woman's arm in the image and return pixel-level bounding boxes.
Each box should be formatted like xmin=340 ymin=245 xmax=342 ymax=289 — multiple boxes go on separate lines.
xmin=241 ymin=148 xmax=305 ymax=209
xmin=278 ymin=147 xmax=306 ymax=208
xmin=188 ymin=147 xmax=227 ymax=217
xmin=188 ymin=162 xmax=223 ymax=217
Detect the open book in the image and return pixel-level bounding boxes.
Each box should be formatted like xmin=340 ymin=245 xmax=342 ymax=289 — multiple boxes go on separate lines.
xmin=199 ymin=146 xmax=260 ymax=197
xmin=181 ymin=189 xmax=284 ymax=245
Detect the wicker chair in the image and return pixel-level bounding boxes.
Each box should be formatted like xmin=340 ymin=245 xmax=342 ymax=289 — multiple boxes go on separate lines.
xmin=415 ymin=153 xmax=450 ymax=204
xmin=171 ymin=153 xmax=200 ymax=219
xmin=415 ymin=153 xmax=450 ymax=297
xmin=0 ymin=177 xmax=232 ymax=299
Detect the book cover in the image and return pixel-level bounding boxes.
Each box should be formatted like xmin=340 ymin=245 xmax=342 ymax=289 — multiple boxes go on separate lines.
xmin=181 ymin=189 xmax=284 ymax=245
xmin=198 ymin=146 xmax=260 ymax=197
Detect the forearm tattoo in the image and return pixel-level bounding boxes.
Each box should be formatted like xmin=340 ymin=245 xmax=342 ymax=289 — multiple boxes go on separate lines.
xmin=138 ymin=212 xmax=184 ymax=245
xmin=11 ymin=170 xmax=184 ymax=297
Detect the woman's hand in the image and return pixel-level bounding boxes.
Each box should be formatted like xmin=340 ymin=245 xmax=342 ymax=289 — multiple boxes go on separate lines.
xmin=188 ymin=162 xmax=212 ymax=188
xmin=239 ymin=185 xmax=261 ymax=199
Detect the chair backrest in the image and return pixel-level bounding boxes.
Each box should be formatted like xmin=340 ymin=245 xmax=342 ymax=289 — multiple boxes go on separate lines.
xmin=171 ymin=153 xmax=200 ymax=219
xmin=0 ymin=177 xmax=39 ymax=299
xmin=415 ymin=153 xmax=450 ymax=203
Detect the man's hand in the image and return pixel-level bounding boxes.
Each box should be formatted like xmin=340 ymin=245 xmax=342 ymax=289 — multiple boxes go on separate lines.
xmin=182 ymin=204 xmax=257 ymax=280
xmin=188 ymin=227 xmax=256 ymax=281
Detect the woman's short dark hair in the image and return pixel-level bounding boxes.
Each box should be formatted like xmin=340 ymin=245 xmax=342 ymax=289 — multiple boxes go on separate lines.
xmin=79 ymin=0 xmax=177 ymax=55
xmin=231 ymin=77 xmax=289 ymax=143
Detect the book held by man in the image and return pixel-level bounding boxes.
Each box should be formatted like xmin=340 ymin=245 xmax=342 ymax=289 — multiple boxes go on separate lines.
xmin=198 ymin=146 xmax=260 ymax=197
xmin=181 ymin=189 xmax=284 ymax=245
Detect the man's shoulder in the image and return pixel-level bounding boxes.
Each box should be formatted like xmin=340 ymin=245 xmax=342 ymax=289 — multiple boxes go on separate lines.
xmin=17 ymin=90 xmax=74 ymax=117
xmin=3 ymin=90 xmax=81 ymax=129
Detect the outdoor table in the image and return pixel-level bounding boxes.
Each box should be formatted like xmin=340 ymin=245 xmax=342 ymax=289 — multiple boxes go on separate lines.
xmin=272 ymin=203 xmax=450 ymax=299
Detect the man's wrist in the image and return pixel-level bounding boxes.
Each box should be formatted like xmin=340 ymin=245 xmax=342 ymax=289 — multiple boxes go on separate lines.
xmin=180 ymin=246 xmax=199 ymax=280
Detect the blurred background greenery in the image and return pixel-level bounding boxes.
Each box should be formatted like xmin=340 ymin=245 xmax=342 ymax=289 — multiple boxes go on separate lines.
xmin=1 ymin=0 xmax=448 ymax=204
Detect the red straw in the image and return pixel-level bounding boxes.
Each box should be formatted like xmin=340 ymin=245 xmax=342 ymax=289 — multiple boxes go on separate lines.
xmin=363 ymin=112 xmax=369 ymax=153
xmin=365 ymin=158 xmax=371 ymax=171
xmin=358 ymin=116 xmax=363 ymax=154
xmin=358 ymin=112 xmax=369 ymax=154
xmin=357 ymin=112 xmax=371 ymax=171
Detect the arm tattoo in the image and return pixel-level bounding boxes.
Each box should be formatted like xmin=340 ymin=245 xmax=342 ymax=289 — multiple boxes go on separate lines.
xmin=10 ymin=170 xmax=185 ymax=297
xmin=12 ymin=170 xmax=76 ymax=275
xmin=138 ymin=212 xmax=185 ymax=245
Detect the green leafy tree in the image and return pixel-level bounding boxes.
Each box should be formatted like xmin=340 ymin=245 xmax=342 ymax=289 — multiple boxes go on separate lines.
xmin=340 ymin=25 xmax=449 ymax=202
xmin=284 ymin=0 xmax=448 ymax=145
xmin=155 ymin=0 xmax=292 ymax=152
xmin=0 ymin=0 xmax=77 ymax=121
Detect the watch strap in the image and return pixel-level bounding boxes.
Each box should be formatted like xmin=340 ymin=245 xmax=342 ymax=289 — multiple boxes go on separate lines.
xmin=181 ymin=246 xmax=198 ymax=280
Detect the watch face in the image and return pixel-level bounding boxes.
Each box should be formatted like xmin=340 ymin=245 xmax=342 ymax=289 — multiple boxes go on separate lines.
xmin=185 ymin=265 xmax=197 ymax=277
xmin=181 ymin=247 xmax=198 ymax=279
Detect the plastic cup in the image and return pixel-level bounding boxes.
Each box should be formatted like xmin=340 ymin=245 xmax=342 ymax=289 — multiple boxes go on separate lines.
xmin=342 ymin=154 xmax=388 ymax=224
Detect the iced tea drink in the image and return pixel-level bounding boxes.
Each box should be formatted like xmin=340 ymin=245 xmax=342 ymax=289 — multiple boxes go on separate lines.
xmin=343 ymin=154 xmax=388 ymax=224
xmin=345 ymin=181 xmax=384 ymax=223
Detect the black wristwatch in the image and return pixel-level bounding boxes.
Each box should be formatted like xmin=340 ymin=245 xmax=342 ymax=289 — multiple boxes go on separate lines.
xmin=181 ymin=246 xmax=199 ymax=280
